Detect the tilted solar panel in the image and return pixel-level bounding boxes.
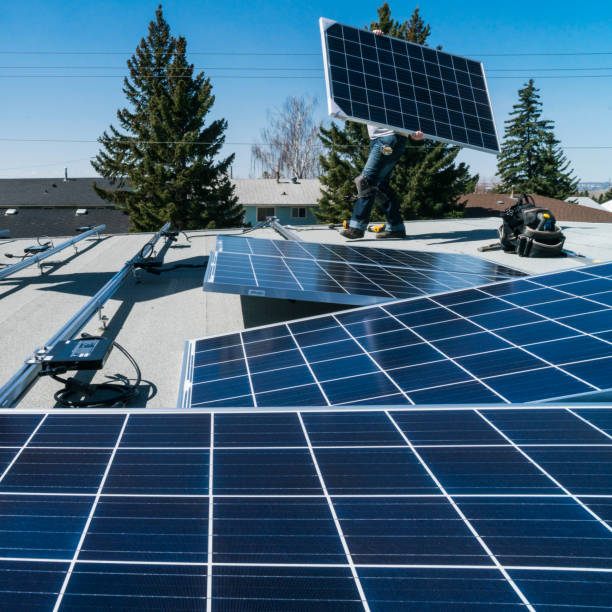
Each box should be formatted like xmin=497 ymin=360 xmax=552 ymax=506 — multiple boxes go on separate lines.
xmin=204 ymin=236 xmax=524 ymax=306
xmin=0 ymin=407 xmax=612 ymax=610
xmin=320 ymin=17 xmax=500 ymax=153
xmin=185 ymin=261 xmax=612 ymax=408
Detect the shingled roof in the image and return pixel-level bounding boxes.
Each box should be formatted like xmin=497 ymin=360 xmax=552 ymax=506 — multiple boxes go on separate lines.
xmin=0 ymin=177 xmax=120 ymax=208
xmin=462 ymin=193 xmax=612 ymax=223
xmin=231 ymin=178 xmax=321 ymax=206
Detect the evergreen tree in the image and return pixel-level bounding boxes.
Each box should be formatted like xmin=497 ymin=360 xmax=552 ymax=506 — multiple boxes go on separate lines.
xmin=496 ymin=79 xmax=578 ymax=199
xmin=599 ymin=186 xmax=612 ymax=203
xmin=92 ymin=5 xmax=242 ymax=231
xmin=316 ymin=4 xmax=478 ymax=224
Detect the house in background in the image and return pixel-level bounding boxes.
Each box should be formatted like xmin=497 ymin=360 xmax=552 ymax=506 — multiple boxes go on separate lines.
xmin=0 ymin=176 xmax=130 ymax=237
xmin=232 ymin=178 xmax=321 ymax=226
xmin=0 ymin=176 xmax=324 ymax=237
xmin=601 ymin=200 xmax=612 ymax=213
xmin=565 ymin=196 xmax=604 ymax=211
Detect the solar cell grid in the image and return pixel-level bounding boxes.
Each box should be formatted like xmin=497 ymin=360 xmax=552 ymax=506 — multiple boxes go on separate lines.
xmin=187 ymin=261 xmax=612 ymax=408
xmin=320 ymin=18 xmax=500 ymax=153
xmin=206 ymin=236 xmax=524 ymax=306
xmin=0 ymin=407 xmax=611 ymax=610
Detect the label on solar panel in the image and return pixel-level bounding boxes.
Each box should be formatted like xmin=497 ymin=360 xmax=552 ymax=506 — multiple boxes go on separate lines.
xmin=320 ymin=17 xmax=500 ymax=154
xmin=203 ymin=236 xmax=525 ymax=306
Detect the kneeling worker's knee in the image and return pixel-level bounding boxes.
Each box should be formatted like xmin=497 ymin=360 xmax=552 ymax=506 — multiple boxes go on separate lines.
xmin=354 ymin=174 xmax=376 ymax=198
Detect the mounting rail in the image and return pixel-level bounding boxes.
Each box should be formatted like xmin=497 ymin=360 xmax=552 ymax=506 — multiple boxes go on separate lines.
xmin=0 ymin=222 xmax=170 ymax=407
xmin=268 ymin=217 xmax=303 ymax=242
xmin=0 ymin=225 xmax=105 ymax=280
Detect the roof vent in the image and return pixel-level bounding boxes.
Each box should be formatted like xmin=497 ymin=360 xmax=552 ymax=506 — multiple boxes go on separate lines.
xmin=52 ymin=183 xmax=57 ymax=188
xmin=5 ymin=209 xmax=17 ymax=215
xmin=75 ymin=208 xmax=88 ymax=216
xmin=64 ymin=168 xmax=68 ymax=182
xmin=280 ymin=191 xmax=287 ymax=196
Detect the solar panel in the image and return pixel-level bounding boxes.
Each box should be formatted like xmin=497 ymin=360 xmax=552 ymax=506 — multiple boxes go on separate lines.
xmin=204 ymin=236 xmax=524 ymax=306
xmin=1 ymin=407 xmax=612 ymax=610
xmin=320 ymin=17 xmax=500 ymax=154
xmin=184 ymin=261 xmax=612 ymax=408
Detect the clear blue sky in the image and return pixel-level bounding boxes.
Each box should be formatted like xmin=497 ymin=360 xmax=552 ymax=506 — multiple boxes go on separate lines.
xmin=1 ymin=0 xmax=611 ymax=185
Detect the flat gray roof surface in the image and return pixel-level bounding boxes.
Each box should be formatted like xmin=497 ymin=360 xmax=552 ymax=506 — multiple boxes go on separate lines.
xmin=1 ymin=216 xmax=611 ymax=409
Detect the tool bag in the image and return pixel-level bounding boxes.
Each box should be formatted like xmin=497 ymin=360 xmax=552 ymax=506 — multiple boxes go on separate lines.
xmin=498 ymin=194 xmax=565 ymax=257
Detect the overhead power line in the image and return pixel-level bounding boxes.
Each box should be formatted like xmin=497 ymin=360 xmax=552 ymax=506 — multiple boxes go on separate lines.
xmin=1 ymin=74 xmax=612 ymax=79
xmin=2 ymin=65 xmax=612 ymax=71
xmin=0 ymin=137 xmax=610 ymax=150
xmin=0 ymin=50 xmax=612 ymax=57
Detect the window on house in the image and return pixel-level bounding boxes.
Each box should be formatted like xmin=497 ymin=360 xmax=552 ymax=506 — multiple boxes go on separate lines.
xmin=291 ymin=207 xmax=307 ymax=218
xmin=257 ymin=207 xmax=275 ymax=222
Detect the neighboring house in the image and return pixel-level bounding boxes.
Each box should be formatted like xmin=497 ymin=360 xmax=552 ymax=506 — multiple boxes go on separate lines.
xmin=232 ymin=178 xmax=321 ymax=226
xmin=0 ymin=176 xmax=130 ymax=237
xmin=565 ymin=196 xmax=604 ymax=211
xmin=601 ymin=200 xmax=612 ymax=213
xmin=461 ymin=193 xmax=612 ymax=223
xmin=0 ymin=176 xmax=324 ymax=237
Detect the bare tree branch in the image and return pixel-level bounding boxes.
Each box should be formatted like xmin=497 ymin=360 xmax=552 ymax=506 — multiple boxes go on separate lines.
xmin=251 ymin=96 xmax=321 ymax=179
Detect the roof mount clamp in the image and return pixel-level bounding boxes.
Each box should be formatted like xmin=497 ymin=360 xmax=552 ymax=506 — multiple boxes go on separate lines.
xmin=76 ymin=226 xmax=103 ymax=241
xmin=267 ymin=216 xmax=303 ymax=242
xmin=0 ymin=222 xmax=169 ymax=407
xmin=0 ymin=225 xmax=106 ymax=281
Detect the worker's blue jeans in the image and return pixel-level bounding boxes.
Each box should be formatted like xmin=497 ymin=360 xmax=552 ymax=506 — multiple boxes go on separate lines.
xmin=349 ymin=134 xmax=408 ymax=231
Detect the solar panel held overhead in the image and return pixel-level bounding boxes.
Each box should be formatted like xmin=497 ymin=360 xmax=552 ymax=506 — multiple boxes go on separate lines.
xmin=320 ymin=17 xmax=500 ymax=154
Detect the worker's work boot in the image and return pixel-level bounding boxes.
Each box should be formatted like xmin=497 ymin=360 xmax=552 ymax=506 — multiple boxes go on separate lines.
xmin=375 ymin=228 xmax=407 ymax=239
xmin=340 ymin=227 xmax=365 ymax=239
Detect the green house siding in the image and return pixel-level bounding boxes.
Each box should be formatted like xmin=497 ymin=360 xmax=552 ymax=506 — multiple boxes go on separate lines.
xmin=244 ymin=205 xmax=318 ymax=226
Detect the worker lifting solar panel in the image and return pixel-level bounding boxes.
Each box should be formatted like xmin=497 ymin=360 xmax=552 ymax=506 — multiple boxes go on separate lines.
xmin=204 ymin=235 xmax=524 ymax=306
xmin=1 ymin=406 xmax=612 ymax=610
xmin=320 ymin=17 xmax=500 ymax=154
xmin=183 ymin=260 xmax=612 ymax=408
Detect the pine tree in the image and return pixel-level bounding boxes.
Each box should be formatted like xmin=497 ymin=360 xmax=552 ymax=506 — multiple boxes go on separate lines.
xmin=532 ymin=133 xmax=579 ymax=199
xmin=496 ymin=79 xmax=578 ymax=199
xmin=91 ymin=5 xmax=242 ymax=231
xmin=599 ymin=186 xmax=612 ymax=203
xmin=316 ymin=4 xmax=478 ymax=224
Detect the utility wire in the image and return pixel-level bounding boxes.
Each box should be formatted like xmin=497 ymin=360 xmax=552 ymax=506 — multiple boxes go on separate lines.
xmin=3 ymin=65 xmax=612 ymax=71
xmin=1 ymin=50 xmax=612 ymax=56
xmin=1 ymin=74 xmax=612 ymax=79
xmin=0 ymin=137 xmax=610 ymax=150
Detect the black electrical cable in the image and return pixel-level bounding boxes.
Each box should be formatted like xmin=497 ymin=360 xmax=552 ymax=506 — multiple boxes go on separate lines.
xmin=50 ymin=335 xmax=142 ymax=407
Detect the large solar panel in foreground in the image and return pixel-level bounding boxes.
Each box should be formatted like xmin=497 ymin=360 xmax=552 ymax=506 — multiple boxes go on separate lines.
xmin=204 ymin=236 xmax=524 ymax=306
xmin=186 ymin=262 xmax=612 ymax=408
xmin=1 ymin=407 xmax=612 ymax=610
xmin=320 ymin=18 xmax=500 ymax=153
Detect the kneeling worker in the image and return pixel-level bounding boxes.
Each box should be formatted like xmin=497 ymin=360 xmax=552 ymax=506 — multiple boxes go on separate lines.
xmin=340 ymin=29 xmax=424 ymax=240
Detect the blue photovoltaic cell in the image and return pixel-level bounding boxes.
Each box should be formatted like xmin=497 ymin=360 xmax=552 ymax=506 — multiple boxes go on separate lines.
xmin=0 ymin=449 xmax=111 ymax=493
xmin=358 ymin=567 xmax=525 ymax=609
xmin=336 ymin=497 xmax=491 ymax=565
xmin=63 ymin=563 xmax=207 ymax=611
xmin=0 ymin=408 xmax=610 ymax=610
xmin=104 ymin=449 xmax=209 ymax=494
xmin=320 ymin=18 xmax=500 ymax=153
xmin=213 ymin=566 xmax=362 ymax=612
xmin=204 ymin=236 xmax=524 ymax=306
xmin=80 ymin=497 xmax=208 ymax=563
xmin=184 ymin=261 xmax=612 ymax=408
xmin=0 ymin=561 xmax=69 ymax=611
xmin=457 ymin=497 xmax=612 ymax=568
